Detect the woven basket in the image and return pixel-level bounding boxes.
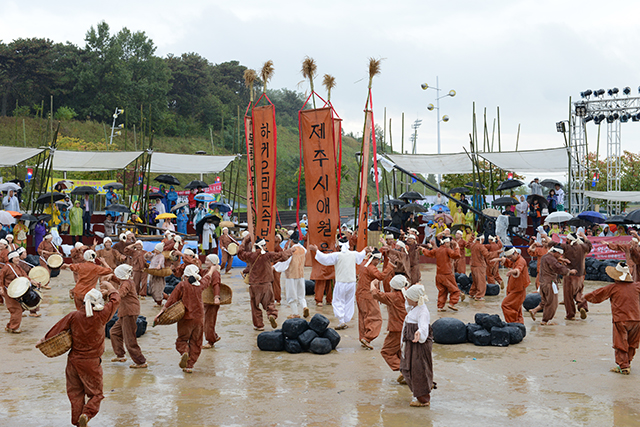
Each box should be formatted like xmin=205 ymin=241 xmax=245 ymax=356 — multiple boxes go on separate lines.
xmin=36 ymin=329 xmax=72 ymax=358
xmin=202 ymin=283 xmax=233 ymax=305
xmin=146 ymin=267 xmax=172 ymax=277
xmin=153 ymin=301 xmax=185 ymax=326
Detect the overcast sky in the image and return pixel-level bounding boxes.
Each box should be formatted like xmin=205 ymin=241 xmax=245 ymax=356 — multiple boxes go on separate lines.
xmin=3 ymin=0 xmax=640 ymax=182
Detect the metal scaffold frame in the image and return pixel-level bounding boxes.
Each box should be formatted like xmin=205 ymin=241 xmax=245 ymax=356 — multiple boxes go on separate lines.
xmin=568 ymin=115 xmax=587 ymax=215
xmin=606 ymin=120 xmax=621 ymax=215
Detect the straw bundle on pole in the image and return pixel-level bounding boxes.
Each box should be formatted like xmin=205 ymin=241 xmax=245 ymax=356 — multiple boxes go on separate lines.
xmin=260 ymin=61 xmax=274 ymax=94
xmin=244 ymin=69 xmax=257 ymax=103
xmin=301 ymin=56 xmax=317 ymax=108
xmin=323 ymin=74 xmax=336 ymax=102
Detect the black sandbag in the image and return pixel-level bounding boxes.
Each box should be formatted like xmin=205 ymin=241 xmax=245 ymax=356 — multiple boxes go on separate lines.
xmin=284 ymin=338 xmax=303 ymax=354
xmin=105 ymin=312 xmax=118 ymax=339
xmin=298 ymin=329 xmax=319 ymax=351
xmin=25 ymin=254 xmax=40 ymax=266
xmin=528 ymin=260 xmax=537 ymax=277
xmin=475 ymin=313 xmax=489 ymax=325
xmin=486 ymin=283 xmax=500 ymax=296
xmin=163 ymin=284 xmax=176 ymax=295
xmin=472 ymin=329 xmax=491 ymax=346
xmin=454 ymin=272 xmax=460 ymax=281
xmin=479 ymin=314 xmax=504 ymax=331
xmin=282 ymin=317 xmax=309 ymax=339
xmin=322 ymin=328 xmax=341 ymax=349
xmin=305 ymin=279 xmax=316 ymax=295
xmin=50 ymin=269 xmax=60 ymax=278
xmin=309 ymin=337 xmax=333 ymax=354
xmin=522 ymin=293 xmax=541 ymax=311
xmin=504 ymin=325 xmax=523 ymax=344
xmin=457 ymin=275 xmax=471 ymax=294
xmin=165 ymin=274 xmax=180 ymax=287
xmin=136 ymin=315 xmax=147 ymax=338
xmin=506 ymin=322 xmax=526 ymax=338
xmin=308 ymin=313 xmax=330 ymax=335
xmin=466 ymin=323 xmax=484 ymax=343
xmin=490 ymin=326 xmax=510 ymax=347
xmin=432 ymin=317 xmax=467 ymax=344
xmin=257 ymin=330 xmax=285 ymax=351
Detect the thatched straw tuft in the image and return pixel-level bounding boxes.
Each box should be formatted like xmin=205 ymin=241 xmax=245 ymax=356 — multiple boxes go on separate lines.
xmin=323 ymin=74 xmax=336 ymax=91
xmin=301 ymin=56 xmax=317 ymax=80
xmin=260 ymin=60 xmax=274 ymax=92
xmin=243 ymin=69 xmax=257 ymax=88
xmin=368 ymin=57 xmax=382 ymax=80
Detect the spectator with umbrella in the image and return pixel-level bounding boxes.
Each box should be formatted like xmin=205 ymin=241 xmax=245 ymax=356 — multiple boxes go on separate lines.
xmin=167 ymin=186 xmax=178 ymax=211
xmin=546 ymin=189 xmax=558 ymax=214
xmin=3 ymin=189 xmax=20 ymax=212
xmin=69 ymin=200 xmax=83 ymax=243
xmin=404 ymin=213 xmax=420 ymax=231
xmin=529 ymin=199 xmax=543 ymax=230
xmin=515 ymin=195 xmax=528 ymax=232
xmin=390 ymin=205 xmax=403 ymax=230
xmin=80 ymin=193 xmax=94 ymax=236
xmin=193 ymin=202 xmax=206 ymax=227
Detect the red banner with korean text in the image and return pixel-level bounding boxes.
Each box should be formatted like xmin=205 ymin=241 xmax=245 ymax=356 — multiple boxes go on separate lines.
xmin=244 ymin=115 xmax=255 ymax=236
xmin=355 ymin=111 xmax=373 ymax=250
xmin=333 ymin=117 xmax=343 ymax=195
xmin=299 ymin=108 xmax=340 ymax=255
xmin=252 ymin=104 xmax=277 ymax=252
xmin=551 ymin=234 xmax=629 ymax=260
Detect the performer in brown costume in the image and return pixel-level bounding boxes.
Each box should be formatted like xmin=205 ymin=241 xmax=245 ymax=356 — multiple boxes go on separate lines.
xmin=400 ymin=284 xmax=434 ymax=407
xmin=125 ymin=240 xmax=148 ymax=296
xmin=1 ymin=251 xmax=42 ymax=332
xmin=96 ymin=237 xmax=125 ymax=270
xmin=405 ymin=234 xmax=422 ymax=284
xmin=421 ymin=237 xmax=462 ymax=311
xmin=39 ymin=282 xmax=120 ymax=427
xmin=62 ymin=250 xmax=113 ymax=310
xmin=453 ymin=230 xmax=468 ymax=275
xmin=201 ymin=254 xmax=222 ymax=348
xmin=492 ymin=247 xmax=530 ymax=324
xmin=356 ymin=249 xmax=394 ymax=349
xmin=156 ymin=264 xmax=211 ymax=373
xmin=529 ymin=246 xmax=577 ymax=325
xmin=560 ymin=231 xmax=593 ymax=320
xmin=467 ymin=235 xmax=490 ymax=301
xmin=584 ymin=262 xmax=640 ymax=375
xmin=237 ymin=234 xmax=292 ymax=330
xmin=604 ymin=229 xmax=640 ymax=282
xmin=145 ymin=243 xmax=166 ymax=306
xmin=484 ymin=235 xmax=504 ymax=289
xmin=219 ymin=227 xmax=237 ymax=274
xmin=311 ymin=244 xmax=335 ymax=307
xmin=527 ymin=236 xmax=553 ymax=290
xmin=371 ymin=274 xmax=409 ymax=383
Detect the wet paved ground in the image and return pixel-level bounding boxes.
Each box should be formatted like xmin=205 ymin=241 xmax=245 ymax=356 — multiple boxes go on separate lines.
xmin=1 ymin=265 xmax=639 ymax=426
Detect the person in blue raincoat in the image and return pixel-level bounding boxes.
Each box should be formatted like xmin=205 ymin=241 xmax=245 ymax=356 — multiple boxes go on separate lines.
xmin=176 ymin=208 xmax=188 ymax=235
xmin=105 ymin=188 xmax=119 ymax=219
xmin=158 ymin=185 xmax=169 ymax=213
xmin=167 ymin=186 xmax=178 ymax=211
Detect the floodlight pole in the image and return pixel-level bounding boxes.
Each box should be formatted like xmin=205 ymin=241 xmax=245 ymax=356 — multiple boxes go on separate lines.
xmin=422 ymin=76 xmax=455 ymax=184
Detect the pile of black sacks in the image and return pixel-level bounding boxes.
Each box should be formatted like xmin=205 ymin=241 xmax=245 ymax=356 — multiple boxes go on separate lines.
xmin=432 ymin=313 xmax=525 ymax=347
xmin=163 ymin=274 xmax=181 ymax=295
xmin=529 ymin=258 xmax=617 ymax=282
xmin=105 ymin=312 xmax=148 ymax=338
xmin=257 ymin=314 xmax=340 ymax=355
xmin=455 ymin=273 xmax=500 ymax=296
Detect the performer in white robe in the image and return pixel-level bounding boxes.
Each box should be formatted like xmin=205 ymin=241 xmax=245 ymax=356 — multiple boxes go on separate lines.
xmin=310 ymin=237 xmax=369 ymax=329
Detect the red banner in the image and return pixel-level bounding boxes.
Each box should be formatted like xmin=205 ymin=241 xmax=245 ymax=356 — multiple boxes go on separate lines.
xmin=252 ymin=104 xmax=277 ymax=252
xmin=552 ymin=234 xmax=629 ymax=260
xmin=299 ymin=108 xmax=340 ymax=254
xmin=244 ymin=115 xmax=255 ymax=236
xmin=176 ymin=183 xmax=222 ymax=196
xmin=333 ymin=117 xmax=343 ymax=196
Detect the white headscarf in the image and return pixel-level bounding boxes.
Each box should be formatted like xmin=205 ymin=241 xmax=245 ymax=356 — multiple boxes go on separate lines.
xmin=390 ymin=274 xmax=409 ymax=290
xmin=364 ymin=251 xmax=382 ymax=267
xmin=396 ymin=240 xmax=408 ymax=254
xmin=84 ymin=288 xmax=105 ymax=317
xmin=206 ymin=254 xmax=220 ymax=265
xmin=184 ymin=264 xmax=202 ymax=285
xmin=402 ymin=284 xmax=429 ymax=305
xmin=255 ymin=239 xmax=267 ymax=254
xmin=114 ymin=264 xmax=133 ymax=280
xmin=103 ymin=237 xmax=112 ymax=244
xmin=183 ymin=248 xmax=195 ymax=257
xmin=74 ymin=242 xmax=84 ymax=250
xmin=155 ymin=243 xmax=164 ymax=253
xmin=83 ymin=250 xmax=97 ymax=262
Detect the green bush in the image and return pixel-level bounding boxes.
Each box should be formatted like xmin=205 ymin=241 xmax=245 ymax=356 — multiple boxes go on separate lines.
xmin=12 ymin=105 xmax=31 ymax=117
xmin=55 ymin=106 xmax=77 ymax=121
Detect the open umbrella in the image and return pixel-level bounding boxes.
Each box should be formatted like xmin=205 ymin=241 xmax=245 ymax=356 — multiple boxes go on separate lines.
xmin=527 ymin=194 xmax=548 ymax=208
xmin=605 ymin=215 xmax=633 ymax=225
xmin=156 ymin=213 xmax=177 ymax=220
xmin=401 ymin=203 xmax=427 ymax=213
xmin=465 ymin=182 xmax=486 ymax=189
xmin=154 ymin=174 xmax=180 ymax=186
xmin=54 ymin=180 xmax=74 ymax=191
xmin=148 ymin=192 xmax=165 ymax=200
xmin=18 ymin=213 xmax=38 ymax=222
xmin=624 ymin=208 xmax=640 ymax=224
xmin=449 ymin=187 xmax=468 ymax=194
xmin=0 ymin=182 xmax=21 ymax=192
xmin=71 ymin=186 xmax=98 ymax=195
xmin=450 ymin=223 xmax=468 ymax=235
xmin=9 ymin=179 xmax=24 ymax=188
xmin=35 ymin=192 xmax=66 ymax=204
xmin=388 ymin=199 xmax=406 ymax=206
xmin=195 ymin=214 xmax=221 ymax=235
xmin=399 ymin=191 xmax=425 ymax=201
xmin=37 ymin=214 xmax=52 ymax=222
xmin=185 ymin=180 xmax=208 ymax=189
xmin=368 ymin=219 xmax=391 ymax=231
xmin=566 ymin=217 xmax=592 ymax=227
xmin=482 ymin=208 xmax=501 ymax=217
xmin=5 ymin=211 xmax=21 ymax=217
xmin=434 ymin=213 xmax=453 ymax=225
xmin=541 ymin=179 xmax=562 ymax=189
xmin=430 ymin=204 xmax=450 ymax=213
xmin=170 ymin=202 xmax=189 ymax=212
xmin=0 ymin=211 xmax=16 ymax=224
xmin=545 ymin=211 xmax=573 ymax=223
xmin=492 ymin=196 xmax=519 ymax=207
xmin=195 ymin=193 xmax=216 ymax=202
xmin=383 ymin=226 xmax=402 ymax=237
xmin=577 ymin=210 xmax=606 ymax=224
xmin=105 ymin=204 xmax=131 ymax=213
xmin=496 ymin=179 xmax=524 ymax=191
xmin=209 ymin=202 xmax=232 ymax=213
xmin=103 ymin=182 xmax=124 ymax=190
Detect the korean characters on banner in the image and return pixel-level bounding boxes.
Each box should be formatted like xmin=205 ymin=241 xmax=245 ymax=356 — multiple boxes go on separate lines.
xmin=244 ymin=115 xmax=255 ymax=236
xmin=299 ymin=108 xmax=340 ymax=253
xmin=252 ymin=105 xmax=277 ymax=252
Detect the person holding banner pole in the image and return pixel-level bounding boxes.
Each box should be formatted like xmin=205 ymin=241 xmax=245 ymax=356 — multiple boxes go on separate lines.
xmin=559 ymin=231 xmax=593 ymax=321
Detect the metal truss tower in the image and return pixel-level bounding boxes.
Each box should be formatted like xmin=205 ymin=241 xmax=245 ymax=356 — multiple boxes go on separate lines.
xmin=606 ymin=120 xmax=621 ymax=214
xmin=568 ymin=115 xmax=587 ymax=215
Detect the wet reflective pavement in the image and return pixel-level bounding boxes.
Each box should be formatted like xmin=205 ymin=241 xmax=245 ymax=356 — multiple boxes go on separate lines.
xmin=1 ymin=266 xmax=639 ymax=426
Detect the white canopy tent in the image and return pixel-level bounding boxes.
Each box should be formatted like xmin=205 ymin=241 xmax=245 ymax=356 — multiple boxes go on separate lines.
xmin=584 ymin=191 xmax=640 ymax=203
xmin=478 ymin=147 xmax=569 ymax=173
xmin=49 ymin=150 xmax=144 ymax=171
xmin=149 ymin=152 xmax=237 ymax=174
xmin=0 ymin=146 xmax=46 ymax=167
xmin=384 ymin=153 xmax=474 ymax=175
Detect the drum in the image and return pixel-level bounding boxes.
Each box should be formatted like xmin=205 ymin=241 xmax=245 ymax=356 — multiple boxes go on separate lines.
xmin=227 ymin=242 xmax=238 ymax=255
xmin=47 ymin=254 xmax=63 ymax=269
xmin=29 ymin=266 xmax=50 ymax=286
xmin=7 ymin=277 xmax=42 ymax=310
